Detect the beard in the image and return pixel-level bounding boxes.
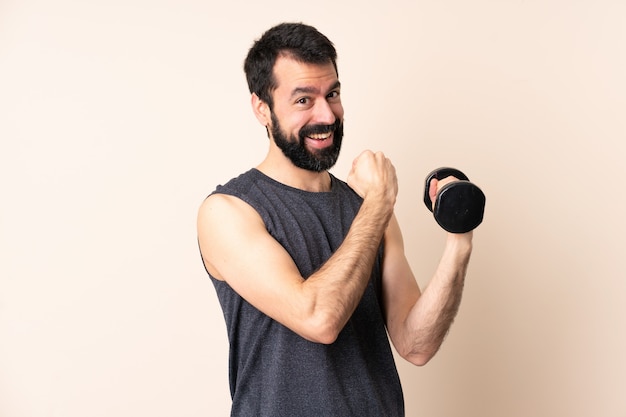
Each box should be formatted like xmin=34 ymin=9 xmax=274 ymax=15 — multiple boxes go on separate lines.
xmin=270 ymin=112 xmax=343 ymax=172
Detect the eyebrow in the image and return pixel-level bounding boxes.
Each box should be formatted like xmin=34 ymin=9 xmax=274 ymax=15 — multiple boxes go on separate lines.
xmin=290 ymin=80 xmax=341 ymax=99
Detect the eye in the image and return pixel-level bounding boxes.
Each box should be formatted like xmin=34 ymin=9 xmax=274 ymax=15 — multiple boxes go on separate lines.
xmin=296 ymin=97 xmax=310 ymax=105
xmin=327 ymin=90 xmax=340 ymax=100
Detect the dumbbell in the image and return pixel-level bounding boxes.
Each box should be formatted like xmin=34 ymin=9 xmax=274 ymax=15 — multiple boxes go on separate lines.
xmin=423 ymin=167 xmax=486 ymax=233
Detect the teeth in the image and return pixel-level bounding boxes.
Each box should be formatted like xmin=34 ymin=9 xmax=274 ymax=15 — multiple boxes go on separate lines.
xmin=309 ymin=132 xmax=331 ymax=140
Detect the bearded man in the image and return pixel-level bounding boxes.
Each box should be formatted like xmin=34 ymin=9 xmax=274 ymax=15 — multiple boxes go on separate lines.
xmin=197 ymin=22 xmax=473 ymax=417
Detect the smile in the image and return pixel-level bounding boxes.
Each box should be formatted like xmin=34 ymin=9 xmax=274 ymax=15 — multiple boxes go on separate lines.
xmin=308 ymin=132 xmax=332 ymax=140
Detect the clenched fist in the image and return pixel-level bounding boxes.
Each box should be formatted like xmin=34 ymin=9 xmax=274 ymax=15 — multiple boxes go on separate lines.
xmin=347 ymin=150 xmax=398 ymax=207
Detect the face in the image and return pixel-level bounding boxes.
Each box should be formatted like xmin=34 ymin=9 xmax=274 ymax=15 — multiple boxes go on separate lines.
xmin=266 ymin=57 xmax=344 ymax=172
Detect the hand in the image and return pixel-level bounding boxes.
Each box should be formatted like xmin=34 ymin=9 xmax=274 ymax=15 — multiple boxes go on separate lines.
xmin=428 ymin=176 xmax=459 ymax=211
xmin=347 ymin=150 xmax=398 ymax=205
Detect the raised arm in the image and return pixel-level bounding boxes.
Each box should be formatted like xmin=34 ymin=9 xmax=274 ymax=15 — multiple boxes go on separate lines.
xmin=197 ymin=151 xmax=397 ymax=344
xmin=382 ymin=178 xmax=473 ymax=366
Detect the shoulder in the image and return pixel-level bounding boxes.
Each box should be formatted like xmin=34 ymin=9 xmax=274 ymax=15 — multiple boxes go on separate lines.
xmin=197 ymin=191 xmax=267 ymax=281
xmin=198 ymin=189 xmax=264 ymax=232
xmin=197 ymin=170 xmax=269 ymax=248
xmin=198 ymin=169 xmax=265 ymax=219
xmin=212 ymin=169 xmax=260 ymax=196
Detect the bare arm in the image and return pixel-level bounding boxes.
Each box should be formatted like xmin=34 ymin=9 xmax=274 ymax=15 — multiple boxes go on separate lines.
xmin=197 ymin=151 xmax=397 ymax=344
xmin=382 ymin=181 xmax=473 ymax=366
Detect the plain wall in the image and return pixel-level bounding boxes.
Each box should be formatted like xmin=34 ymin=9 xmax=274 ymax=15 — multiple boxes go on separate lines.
xmin=1 ymin=0 xmax=625 ymax=416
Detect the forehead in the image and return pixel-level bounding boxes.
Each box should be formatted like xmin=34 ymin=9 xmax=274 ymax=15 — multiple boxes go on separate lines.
xmin=272 ymin=56 xmax=338 ymax=95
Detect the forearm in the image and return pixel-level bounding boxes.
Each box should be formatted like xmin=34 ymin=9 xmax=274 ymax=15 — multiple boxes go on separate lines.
xmin=302 ymin=196 xmax=393 ymax=343
xmin=403 ymin=233 xmax=472 ymax=364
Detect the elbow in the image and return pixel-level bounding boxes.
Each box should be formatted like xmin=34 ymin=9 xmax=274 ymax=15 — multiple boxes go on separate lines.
xmin=405 ymin=351 xmax=435 ymax=367
xmin=301 ymin=312 xmax=343 ymax=345
xmin=401 ymin=345 xmax=439 ymax=367
xmin=313 ymin=330 xmax=340 ymax=345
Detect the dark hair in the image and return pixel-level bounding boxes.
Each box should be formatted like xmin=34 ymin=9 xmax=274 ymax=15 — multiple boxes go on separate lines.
xmin=243 ymin=22 xmax=338 ymax=109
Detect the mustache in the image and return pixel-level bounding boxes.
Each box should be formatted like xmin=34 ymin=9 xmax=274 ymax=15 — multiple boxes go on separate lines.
xmin=299 ymin=119 xmax=342 ymax=139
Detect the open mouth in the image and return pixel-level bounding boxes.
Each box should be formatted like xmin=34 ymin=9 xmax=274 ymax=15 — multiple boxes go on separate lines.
xmin=305 ymin=131 xmax=333 ymax=149
xmin=308 ymin=132 xmax=332 ymax=140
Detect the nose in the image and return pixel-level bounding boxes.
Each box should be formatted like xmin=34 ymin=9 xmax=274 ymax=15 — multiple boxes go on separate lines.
xmin=312 ymin=99 xmax=340 ymax=125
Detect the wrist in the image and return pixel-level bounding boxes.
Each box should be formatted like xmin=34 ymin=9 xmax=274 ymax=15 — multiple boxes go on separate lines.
xmin=361 ymin=192 xmax=394 ymax=223
xmin=445 ymin=232 xmax=473 ymax=254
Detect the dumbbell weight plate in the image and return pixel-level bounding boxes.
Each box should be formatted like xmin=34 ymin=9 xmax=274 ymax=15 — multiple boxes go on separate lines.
xmin=423 ymin=167 xmax=486 ymax=234
xmin=433 ymin=181 xmax=485 ymax=233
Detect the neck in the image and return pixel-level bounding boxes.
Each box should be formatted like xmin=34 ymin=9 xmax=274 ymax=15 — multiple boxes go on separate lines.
xmin=256 ymin=157 xmax=332 ymax=192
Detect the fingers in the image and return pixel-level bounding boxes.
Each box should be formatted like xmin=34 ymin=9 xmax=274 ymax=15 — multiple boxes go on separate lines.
xmin=428 ymin=176 xmax=459 ymax=210
xmin=347 ymin=150 xmax=398 ymax=202
xmin=428 ymin=178 xmax=439 ymax=210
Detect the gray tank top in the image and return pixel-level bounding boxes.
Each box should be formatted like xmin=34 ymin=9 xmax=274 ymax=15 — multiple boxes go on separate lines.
xmin=206 ymin=168 xmax=404 ymax=417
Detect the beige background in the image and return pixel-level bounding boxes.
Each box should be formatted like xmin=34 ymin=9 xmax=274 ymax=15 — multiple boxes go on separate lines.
xmin=1 ymin=0 xmax=625 ymax=416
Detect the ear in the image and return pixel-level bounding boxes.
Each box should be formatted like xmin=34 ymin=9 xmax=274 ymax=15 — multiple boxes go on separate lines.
xmin=251 ymin=93 xmax=271 ymax=127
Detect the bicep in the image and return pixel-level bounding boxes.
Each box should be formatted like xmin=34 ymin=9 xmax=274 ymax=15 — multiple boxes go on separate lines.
xmin=197 ymin=194 xmax=309 ymax=330
xmin=382 ymin=214 xmax=421 ymax=349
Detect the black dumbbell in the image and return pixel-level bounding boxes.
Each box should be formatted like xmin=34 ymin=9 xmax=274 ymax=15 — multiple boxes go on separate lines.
xmin=423 ymin=167 xmax=486 ymax=233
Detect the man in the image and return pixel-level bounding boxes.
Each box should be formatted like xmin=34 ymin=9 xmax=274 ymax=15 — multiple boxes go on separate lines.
xmin=197 ymin=22 xmax=473 ymax=417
